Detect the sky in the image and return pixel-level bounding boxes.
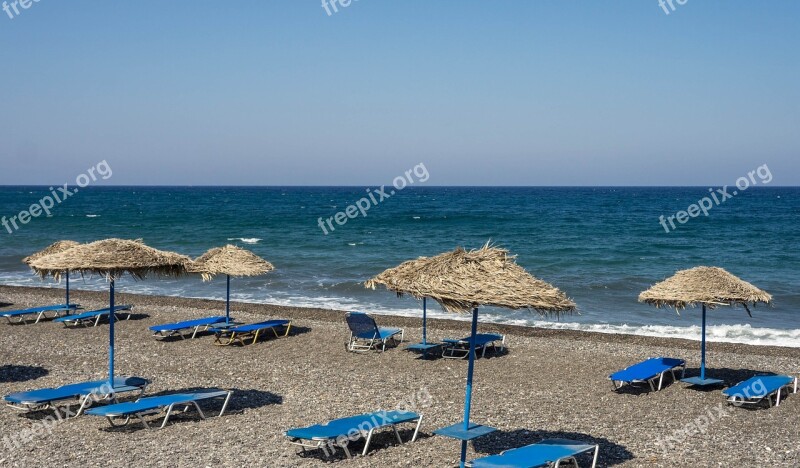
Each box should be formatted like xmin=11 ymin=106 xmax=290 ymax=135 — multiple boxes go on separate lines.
xmin=0 ymin=1 xmax=798 ymax=186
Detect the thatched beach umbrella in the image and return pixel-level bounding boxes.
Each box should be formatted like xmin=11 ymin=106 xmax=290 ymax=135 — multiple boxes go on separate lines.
xmin=187 ymin=244 xmax=274 ymax=323
xmin=23 ymin=240 xmax=80 ymax=306
xmin=366 ymin=244 xmax=575 ymax=468
xmin=30 ymin=239 xmax=190 ymax=383
xmin=639 ymin=266 xmax=772 ymax=386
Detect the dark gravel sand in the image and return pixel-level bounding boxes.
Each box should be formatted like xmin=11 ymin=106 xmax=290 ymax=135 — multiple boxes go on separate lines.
xmin=0 ymin=285 xmax=798 ymax=467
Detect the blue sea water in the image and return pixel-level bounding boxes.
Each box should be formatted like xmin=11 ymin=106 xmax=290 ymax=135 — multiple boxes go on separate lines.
xmin=0 ymin=186 xmax=798 ymax=347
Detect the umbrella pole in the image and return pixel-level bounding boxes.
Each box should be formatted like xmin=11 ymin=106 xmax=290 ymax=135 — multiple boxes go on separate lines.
xmin=226 ymin=274 xmax=231 ymax=324
xmin=65 ymin=270 xmax=70 ymax=306
xmin=460 ymin=307 xmax=479 ymax=468
xmin=108 ymin=278 xmax=115 ymax=385
xmin=422 ymin=297 xmax=427 ymax=345
xmin=700 ymin=304 xmax=707 ymax=381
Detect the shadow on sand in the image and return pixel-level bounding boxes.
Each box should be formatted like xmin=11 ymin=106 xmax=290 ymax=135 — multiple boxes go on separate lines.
xmin=97 ymin=388 xmax=283 ymax=432
xmin=472 ymin=429 xmax=634 ymax=467
xmin=0 ymin=365 xmax=49 ymax=383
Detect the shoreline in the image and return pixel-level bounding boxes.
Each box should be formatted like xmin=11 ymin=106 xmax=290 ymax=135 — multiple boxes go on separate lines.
xmin=2 ymin=284 xmax=798 ymax=358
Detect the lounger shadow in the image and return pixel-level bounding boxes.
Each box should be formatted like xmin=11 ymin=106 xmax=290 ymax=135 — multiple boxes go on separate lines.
xmin=0 ymin=365 xmax=49 ymax=383
xmin=472 ymin=429 xmax=634 ymax=467
xmin=286 ymin=410 xmax=424 ymax=460
xmin=91 ymin=388 xmax=282 ymax=432
xmin=680 ymin=367 xmax=774 ymax=390
xmin=293 ymin=427 xmax=429 ymax=461
xmin=210 ymin=319 xmax=294 ymax=346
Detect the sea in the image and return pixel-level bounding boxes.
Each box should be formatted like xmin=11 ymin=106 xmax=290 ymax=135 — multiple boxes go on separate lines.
xmin=0 ymin=186 xmax=798 ymax=347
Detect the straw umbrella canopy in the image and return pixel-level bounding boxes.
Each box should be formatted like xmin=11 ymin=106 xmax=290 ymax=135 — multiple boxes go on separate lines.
xmin=186 ymin=244 xmax=274 ymax=323
xmin=30 ymin=239 xmax=190 ymax=384
xmin=639 ymin=266 xmax=772 ymax=386
xmin=23 ymin=240 xmax=80 ymax=306
xmin=366 ymin=244 xmax=575 ymax=468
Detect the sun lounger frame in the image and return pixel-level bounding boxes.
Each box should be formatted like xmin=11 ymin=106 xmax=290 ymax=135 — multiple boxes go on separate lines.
xmin=724 ymin=375 xmax=798 ymax=408
xmin=89 ymin=390 xmax=232 ymax=429
xmin=467 ymin=438 xmax=599 ymax=468
xmin=55 ymin=305 xmax=133 ymax=328
xmin=609 ymin=357 xmax=686 ymax=392
xmin=211 ymin=320 xmax=292 ymax=346
xmin=286 ymin=410 xmax=423 ymax=459
xmin=1 ymin=304 xmax=80 ymax=324
xmin=441 ymin=333 xmax=506 ymax=360
xmin=150 ymin=316 xmax=229 ymax=340
xmin=4 ymin=378 xmax=149 ymax=418
xmin=345 ymin=312 xmax=404 ymax=353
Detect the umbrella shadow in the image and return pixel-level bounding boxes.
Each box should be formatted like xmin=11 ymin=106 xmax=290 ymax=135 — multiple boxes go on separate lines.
xmin=0 ymin=365 xmax=49 ymax=383
xmin=472 ymin=429 xmax=633 ymax=467
xmin=124 ymin=313 xmax=150 ymax=322
xmin=682 ymin=367 xmax=775 ymax=390
xmin=98 ymin=388 xmax=282 ymax=432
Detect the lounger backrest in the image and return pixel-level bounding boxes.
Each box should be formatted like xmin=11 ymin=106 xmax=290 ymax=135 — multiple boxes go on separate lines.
xmin=346 ymin=312 xmax=379 ymax=339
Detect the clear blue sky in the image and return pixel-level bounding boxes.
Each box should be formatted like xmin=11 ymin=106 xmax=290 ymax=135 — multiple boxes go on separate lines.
xmin=1 ymin=1 xmax=798 ymax=186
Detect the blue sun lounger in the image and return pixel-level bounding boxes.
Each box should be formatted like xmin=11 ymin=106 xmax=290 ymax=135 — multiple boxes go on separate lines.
xmin=441 ymin=333 xmax=506 ymax=359
xmin=53 ymin=305 xmax=133 ymax=327
xmin=285 ymin=410 xmax=423 ymax=459
xmin=467 ymin=438 xmax=599 ymax=468
xmin=1 ymin=304 xmax=80 ymax=324
xmin=345 ymin=312 xmax=404 ymax=352
xmin=149 ymin=316 xmax=229 ymax=339
xmin=209 ymin=319 xmax=292 ymax=346
xmin=723 ymin=375 xmax=798 ymax=407
xmin=609 ymin=357 xmax=686 ymax=392
xmin=85 ymin=389 xmax=232 ymax=429
xmin=3 ymin=377 xmax=149 ymax=417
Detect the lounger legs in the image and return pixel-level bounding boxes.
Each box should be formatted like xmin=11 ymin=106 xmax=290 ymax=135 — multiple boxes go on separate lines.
xmin=218 ymin=391 xmax=232 ymax=417
xmin=590 ymin=444 xmax=599 ymax=468
xmin=361 ymin=428 xmax=376 ymax=456
xmin=411 ymin=414 xmax=423 ymax=442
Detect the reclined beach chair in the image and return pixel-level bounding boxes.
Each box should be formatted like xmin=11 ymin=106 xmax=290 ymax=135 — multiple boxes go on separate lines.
xmin=467 ymin=438 xmax=599 ymax=468
xmin=3 ymin=377 xmax=149 ymax=417
xmin=723 ymin=375 xmax=798 ymax=408
xmin=1 ymin=304 xmax=80 ymax=324
xmin=53 ymin=305 xmax=133 ymax=327
xmin=149 ymin=316 xmax=229 ymax=339
xmin=609 ymin=357 xmax=686 ymax=392
xmin=209 ymin=319 xmax=292 ymax=346
xmin=85 ymin=389 xmax=232 ymax=429
xmin=285 ymin=409 xmax=423 ymax=459
xmin=441 ymin=333 xmax=505 ymax=359
xmin=345 ymin=312 xmax=404 ymax=352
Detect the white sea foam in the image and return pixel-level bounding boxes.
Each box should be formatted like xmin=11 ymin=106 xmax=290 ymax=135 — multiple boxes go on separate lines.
xmin=227 ymin=238 xmax=261 ymax=244
xmin=1 ymin=273 xmax=797 ymax=348
xmin=85 ymin=214 xmax=100 ymax=218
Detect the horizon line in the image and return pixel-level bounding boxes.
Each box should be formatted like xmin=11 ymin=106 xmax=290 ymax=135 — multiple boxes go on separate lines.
xmin=0 ymin=184 xmax=797 ymax=188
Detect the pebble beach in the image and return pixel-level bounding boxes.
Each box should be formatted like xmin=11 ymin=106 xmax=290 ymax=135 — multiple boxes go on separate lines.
xmin=0 ymin=285 xmax=798 ymax=467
